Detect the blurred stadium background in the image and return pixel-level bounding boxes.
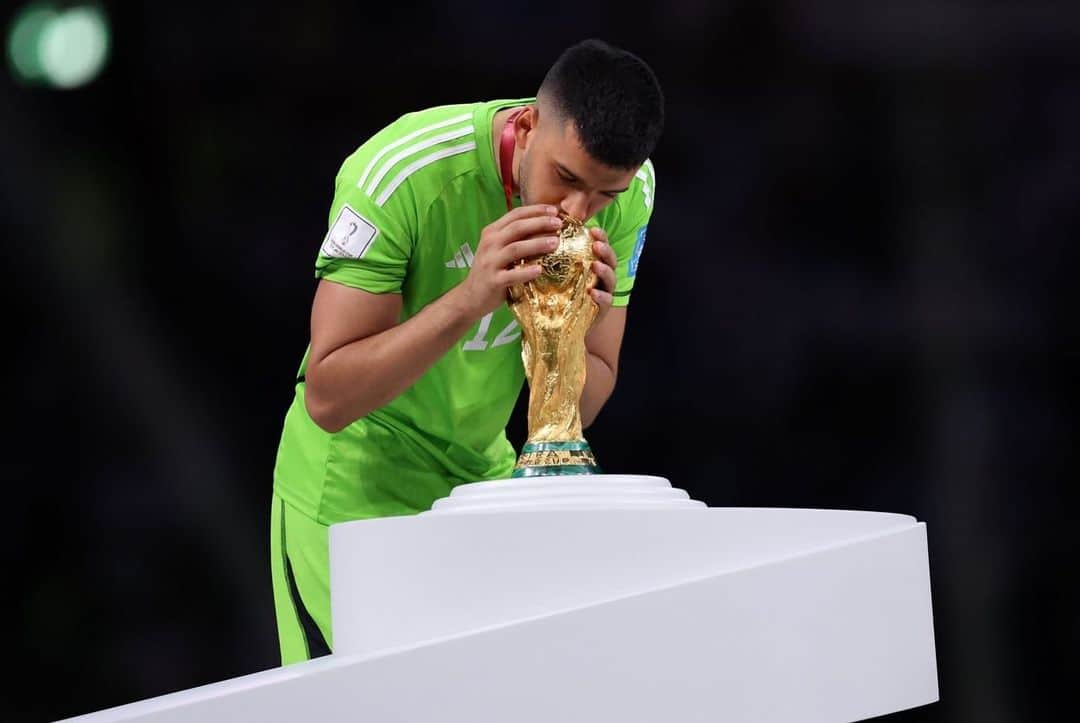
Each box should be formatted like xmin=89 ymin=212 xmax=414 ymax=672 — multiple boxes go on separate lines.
xmin=2 ymin=1 xmax=1075 ymax=721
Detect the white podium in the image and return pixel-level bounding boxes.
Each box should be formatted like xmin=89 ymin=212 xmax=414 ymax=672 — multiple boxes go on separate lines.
xmin=61 ymin=475 xmax=938 ymax=722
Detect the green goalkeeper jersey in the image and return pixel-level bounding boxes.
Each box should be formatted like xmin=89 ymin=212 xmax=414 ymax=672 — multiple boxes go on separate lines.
xmin=273 ymin=98 xmax=657 ymax=524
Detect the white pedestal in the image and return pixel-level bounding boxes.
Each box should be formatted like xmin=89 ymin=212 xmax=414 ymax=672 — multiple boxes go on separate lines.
xmin=61 ymin=475 xmax=938 ymax=722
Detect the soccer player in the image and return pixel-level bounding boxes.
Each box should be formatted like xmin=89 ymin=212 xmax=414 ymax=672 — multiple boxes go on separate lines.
xmin=270 ymin=38 xmax=664 ymax=663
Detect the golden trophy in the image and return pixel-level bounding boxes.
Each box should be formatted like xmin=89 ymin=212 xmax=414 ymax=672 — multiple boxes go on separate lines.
xmin=507 ymin=213 xmax=602 ymax=477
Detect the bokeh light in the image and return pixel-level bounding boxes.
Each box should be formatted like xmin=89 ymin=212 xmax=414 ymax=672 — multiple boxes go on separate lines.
xmin=6 ymin=2 xmax=56 ymax=83
xmin=6 ymin=2 xmax=110 ymax=89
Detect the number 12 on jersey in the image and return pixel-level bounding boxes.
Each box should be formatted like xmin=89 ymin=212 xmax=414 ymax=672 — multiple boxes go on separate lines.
xmin=463 ymin=313 xmax=520 ymax=351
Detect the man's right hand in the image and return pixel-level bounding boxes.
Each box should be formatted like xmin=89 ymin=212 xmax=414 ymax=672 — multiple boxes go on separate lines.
xmin=456 ymin=204 xmax=563 ymax=317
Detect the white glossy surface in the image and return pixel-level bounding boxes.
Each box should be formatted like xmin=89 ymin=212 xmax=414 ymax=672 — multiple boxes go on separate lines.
xmin=62 ymin=475 xmax=938 ymax=722
xmin=331 ymin=504 xmax=919 ymax=658
xmin=426 ymin=474 xmax=706 ymax=513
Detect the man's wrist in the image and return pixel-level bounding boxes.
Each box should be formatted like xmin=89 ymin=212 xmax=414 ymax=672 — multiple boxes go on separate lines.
xmin=440 ymin=282 xmax=486 ymax=327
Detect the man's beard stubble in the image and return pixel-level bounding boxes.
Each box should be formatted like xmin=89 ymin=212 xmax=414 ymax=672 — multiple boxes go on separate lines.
xmin=517 ymin=151 xmax=531 ymax=206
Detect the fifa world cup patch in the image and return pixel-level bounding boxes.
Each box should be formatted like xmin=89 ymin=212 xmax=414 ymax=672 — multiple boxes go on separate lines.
xmin=629 ymin=225 xmax=647 ymax=277
xmin=321 ymin=204 xmax=378 ymax=259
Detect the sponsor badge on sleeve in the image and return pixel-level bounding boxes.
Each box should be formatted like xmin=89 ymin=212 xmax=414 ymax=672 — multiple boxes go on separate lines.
xmin=320 ymin=204 xmax=378 ymax=259
xmin=629 ymin=225 xmax=648 ymax=277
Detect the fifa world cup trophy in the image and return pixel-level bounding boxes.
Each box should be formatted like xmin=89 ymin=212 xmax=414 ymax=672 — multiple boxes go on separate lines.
xmin=507 ymin=213 xmax=602 ymax=477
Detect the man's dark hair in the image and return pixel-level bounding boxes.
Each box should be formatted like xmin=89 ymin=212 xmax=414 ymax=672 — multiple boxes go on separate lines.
xmin=538 ymin=39 xmax=665 ymax=170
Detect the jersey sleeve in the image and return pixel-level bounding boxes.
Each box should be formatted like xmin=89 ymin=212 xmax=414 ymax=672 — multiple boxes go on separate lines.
xmin=606 ymin=159 xmax=656 ymax=308
xmin=313 ymin=156 xmax=417 ymax=295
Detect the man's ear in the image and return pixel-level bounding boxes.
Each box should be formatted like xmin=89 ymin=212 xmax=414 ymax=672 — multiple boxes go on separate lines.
xmin=516 ymin=105 xmax=538 ymax=148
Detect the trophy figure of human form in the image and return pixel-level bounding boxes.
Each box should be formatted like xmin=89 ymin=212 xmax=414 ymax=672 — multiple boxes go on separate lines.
xmin=507 ymin=212 xmax=602 ymax=477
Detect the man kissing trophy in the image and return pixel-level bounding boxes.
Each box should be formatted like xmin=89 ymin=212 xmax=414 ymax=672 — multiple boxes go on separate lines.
xmin=507 ymin=212 xmax=602 ymax=477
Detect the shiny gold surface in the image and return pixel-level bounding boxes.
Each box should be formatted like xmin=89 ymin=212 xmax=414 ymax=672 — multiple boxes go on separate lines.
xmin=508 ymin=213 xmax=598 ymax=444
xmin=515 ymin=445 xmax=598 ymax=469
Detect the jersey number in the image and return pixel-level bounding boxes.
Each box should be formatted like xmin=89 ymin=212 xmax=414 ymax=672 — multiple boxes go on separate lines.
xmin=463 ymin=313 xmax=520 ymax=351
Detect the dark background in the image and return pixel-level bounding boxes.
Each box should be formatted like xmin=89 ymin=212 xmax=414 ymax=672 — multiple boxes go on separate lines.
xmin=3 ymin=1 xmax=1075 ymax=721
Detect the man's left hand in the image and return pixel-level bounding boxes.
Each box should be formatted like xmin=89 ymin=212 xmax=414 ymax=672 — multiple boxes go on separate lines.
xmin=589 ymin=226 xmax=617 ymax=326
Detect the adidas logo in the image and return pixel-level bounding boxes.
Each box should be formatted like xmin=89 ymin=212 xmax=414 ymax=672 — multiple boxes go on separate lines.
xmin=445 ymin=242 xmax=476 ymax=269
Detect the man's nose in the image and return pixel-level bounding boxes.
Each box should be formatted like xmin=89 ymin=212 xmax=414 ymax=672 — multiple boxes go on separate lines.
xmin=559 ymin=192 xmax=590 ymax=222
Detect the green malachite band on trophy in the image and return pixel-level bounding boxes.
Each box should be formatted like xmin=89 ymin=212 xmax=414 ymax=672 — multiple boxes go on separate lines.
xmin=512 ymin=440 xmax=601 ymax=478
xmin=522 ymin=441 xmax=592 ymax=451
xmin=513 ymin=464 xmax=600 ymax=477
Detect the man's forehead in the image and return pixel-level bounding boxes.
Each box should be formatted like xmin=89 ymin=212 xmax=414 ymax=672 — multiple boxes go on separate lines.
xmin=544 ymin=118 xmax=637 ymax=181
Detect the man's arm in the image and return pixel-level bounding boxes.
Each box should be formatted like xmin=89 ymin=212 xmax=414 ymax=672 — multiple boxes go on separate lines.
xmin=577 ymin=226 xmax=627 ymax=429
xmin=581 ymin=306 xmax=626 ymax=429
xmin=304 ymin=280 xmax=477 ymax=433
xmin=578 ymin=161 xmax=654 ymax=429
xmin=305 ymin=205 xmax=562 ymax=433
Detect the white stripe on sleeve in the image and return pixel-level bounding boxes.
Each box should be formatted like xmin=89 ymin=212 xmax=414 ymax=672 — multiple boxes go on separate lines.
xmin=375 ymin=141 xmax=477 ymax=207
xmin=365 ymin=124 xmax=474 ymax=197
xmin=355 ymin=113 xmax=473 ymax=192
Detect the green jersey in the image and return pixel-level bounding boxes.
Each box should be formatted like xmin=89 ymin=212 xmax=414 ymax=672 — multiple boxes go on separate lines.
xmin=273 ymin=98 xmax=657 ymax=524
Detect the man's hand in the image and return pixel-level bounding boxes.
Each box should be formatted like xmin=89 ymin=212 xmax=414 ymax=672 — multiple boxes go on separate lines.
xmin=588 ymin=226 xmax=618 ymax=328
xmin=457 ymin=205 xmax=563 ymax=317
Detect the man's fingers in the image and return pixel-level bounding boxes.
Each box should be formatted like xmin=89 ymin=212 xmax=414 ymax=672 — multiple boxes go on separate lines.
xmin=494 ymin=215 xmax=563 ymax=247
xmin=592 ymin=240 xmax=617 ymax=267
xmin=590 ymin=287 xmax=613 ymax=308
xmin=592 ymin=259 xmax=617 ymax=292
xmin=591 ymin=238 xmax=617 ymax=293
xmin=499 ymin=235 xmax=559 ymax=267
xmin=499 ymin=263 xmax=543 ymax=286
xmin=490 ymin=204 xmax=559 ymax=232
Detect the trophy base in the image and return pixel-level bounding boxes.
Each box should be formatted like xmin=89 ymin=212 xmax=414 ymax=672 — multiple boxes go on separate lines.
xmin=512 ymin=440 xmax=600 ymax=478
